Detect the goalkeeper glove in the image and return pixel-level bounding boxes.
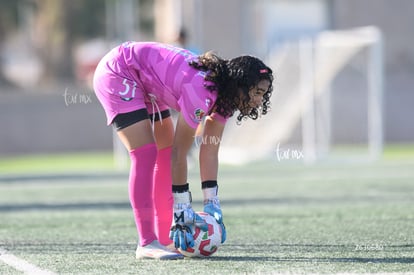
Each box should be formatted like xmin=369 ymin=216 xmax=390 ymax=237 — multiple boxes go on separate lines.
xmin=204 ymin=197 xmax=226 ymax=244
xmin=169 ymin=191 xmax=207 ymax=250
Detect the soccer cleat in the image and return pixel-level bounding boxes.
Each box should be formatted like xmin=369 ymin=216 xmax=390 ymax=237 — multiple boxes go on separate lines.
xmin=166 ymin=243 xmax=181 ymax=253
xmin=135 ymin=240 xmax=184 ymax=260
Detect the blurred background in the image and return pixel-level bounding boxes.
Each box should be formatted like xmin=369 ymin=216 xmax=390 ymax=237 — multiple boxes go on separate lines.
xmin=0 ymin=0 xmax=413 ymax=169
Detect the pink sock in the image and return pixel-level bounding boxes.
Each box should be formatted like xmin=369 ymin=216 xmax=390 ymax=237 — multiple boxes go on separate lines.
xmin=153 ymin=146 xmax=173 ymax=246
xmin=128 ymin=143 xmax=158 ymax=246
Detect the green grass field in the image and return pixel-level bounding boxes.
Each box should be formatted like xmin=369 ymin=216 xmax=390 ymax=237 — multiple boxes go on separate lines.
xmin=1 ymin=148 xmax=414 ymax=274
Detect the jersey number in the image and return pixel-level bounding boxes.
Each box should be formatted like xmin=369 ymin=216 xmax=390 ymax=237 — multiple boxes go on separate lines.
xmin=119 ymin=79 xmax=137 ymax=101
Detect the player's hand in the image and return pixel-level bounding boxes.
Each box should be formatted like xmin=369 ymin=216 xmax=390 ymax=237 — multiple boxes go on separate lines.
xmin=169 ymin=207 xmax=208 ymax=250
xmin=204 ymin=199 xmax=227 ymax=244
xmin=169 ymin=223 xmax=194 ymax=250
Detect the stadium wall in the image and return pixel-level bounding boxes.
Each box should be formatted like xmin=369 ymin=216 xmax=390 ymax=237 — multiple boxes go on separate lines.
xmin=331 ymin=0 xmax=414 ymax=143
xmin=0 ymin=90 xmax=113 ymax=156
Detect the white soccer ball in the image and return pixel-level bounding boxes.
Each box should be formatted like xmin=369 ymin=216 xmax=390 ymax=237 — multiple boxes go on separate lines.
xmin=179 ymin=211 xmax=222 ymax=257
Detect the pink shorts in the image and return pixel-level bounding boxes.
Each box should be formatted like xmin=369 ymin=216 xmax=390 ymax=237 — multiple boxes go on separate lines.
xmin=93 ymin=63 xmax=168 ymax=125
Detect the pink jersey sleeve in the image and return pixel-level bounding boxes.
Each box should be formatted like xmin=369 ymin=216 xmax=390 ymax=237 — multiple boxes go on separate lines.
xmin=209 ymin=112 xmax=228 ymax=125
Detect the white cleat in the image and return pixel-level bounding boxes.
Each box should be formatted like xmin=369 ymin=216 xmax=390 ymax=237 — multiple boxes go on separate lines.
xmin=166 ymin=243 xmax=181 ymax=253
xmin=136 ymin=240 xmax=184 ymax=260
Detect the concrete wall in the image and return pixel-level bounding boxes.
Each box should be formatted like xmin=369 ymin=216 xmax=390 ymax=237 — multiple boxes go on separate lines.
xmin=332 ymin=0 xmax=414 ymax=73
xmin=331 ymin=0 xmax=414 ymax=142
xmin=0 ymin=89 xmax=113 ymax=156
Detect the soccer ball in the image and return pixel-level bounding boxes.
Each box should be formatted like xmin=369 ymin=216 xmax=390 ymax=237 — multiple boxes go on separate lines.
xmin=179 ymin=212 xmax=222 ymax=257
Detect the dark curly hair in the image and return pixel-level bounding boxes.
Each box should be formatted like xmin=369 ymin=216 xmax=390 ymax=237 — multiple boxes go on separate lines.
xmin=189 ymin=51 xmax=274 ymax=123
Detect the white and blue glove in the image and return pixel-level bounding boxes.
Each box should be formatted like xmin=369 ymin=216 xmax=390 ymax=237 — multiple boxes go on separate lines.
xmin=169 ymin=206 xmax=208 ymax=250
xmin=204 ymin=198 xmax=226 ymax=244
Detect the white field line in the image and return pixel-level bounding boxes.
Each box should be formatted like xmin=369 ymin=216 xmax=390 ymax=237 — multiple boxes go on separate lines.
xmin=0 ymin=248 xmax=56 ymax=275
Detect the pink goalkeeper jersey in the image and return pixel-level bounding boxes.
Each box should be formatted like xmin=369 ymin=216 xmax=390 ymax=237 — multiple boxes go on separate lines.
xmin=93 ymin=41 xmax=227 ymax=128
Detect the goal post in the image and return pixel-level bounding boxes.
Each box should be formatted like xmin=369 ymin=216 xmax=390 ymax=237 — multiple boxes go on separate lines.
xmin=299 ymin=26 xmax=384 ymax=163
xmin=218 ymin=26 xmax=384 ymax=164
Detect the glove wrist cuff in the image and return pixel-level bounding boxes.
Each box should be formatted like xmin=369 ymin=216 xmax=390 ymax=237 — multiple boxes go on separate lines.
xmin=173 ymin=191 xmax=192 ymax=206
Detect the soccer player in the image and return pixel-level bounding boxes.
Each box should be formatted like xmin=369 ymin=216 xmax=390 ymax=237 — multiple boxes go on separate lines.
xmin=93 ymin=42 xmax=273 ymax=260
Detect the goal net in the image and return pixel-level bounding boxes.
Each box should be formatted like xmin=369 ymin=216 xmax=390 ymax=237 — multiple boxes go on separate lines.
xmin=218 ymin=26 xmax=384 ymax=164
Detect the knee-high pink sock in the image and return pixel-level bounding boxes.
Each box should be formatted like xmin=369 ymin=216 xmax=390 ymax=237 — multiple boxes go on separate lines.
xmin=128 ymin=143 xmax=158 ymax=246
xmin=153 ymin=146 xmax=173 ymax=246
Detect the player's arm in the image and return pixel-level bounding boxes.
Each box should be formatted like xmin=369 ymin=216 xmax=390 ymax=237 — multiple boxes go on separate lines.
xmin=199 ymin=114 xmax=227 ymax=244
xmin=199 ymin=115 xmax=225 ymax=182
xmin=172 ymin=113 xmax=196 ymax=185
xmin=171 ymin=113 xmax=208 ymax=250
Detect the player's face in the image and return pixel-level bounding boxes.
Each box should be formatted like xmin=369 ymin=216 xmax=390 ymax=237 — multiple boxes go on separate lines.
xmin=238 ymin=79 xmax=271 ymax=115
xmin=248 ymin=79 xmax=271 ymax=108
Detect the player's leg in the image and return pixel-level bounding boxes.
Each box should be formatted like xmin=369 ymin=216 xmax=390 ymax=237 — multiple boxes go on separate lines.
xmin=93 ymin=66 xmax=181 ymax=259
xmin=94 ymin=71 xmax=158 ymax=248
xmin=114 ymin=110 xmax=157 ymax=247
xmin=151 ymin=110 xmax=175 ymax=246
xmin=114 ymin=110 xmax=182 ymax=260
